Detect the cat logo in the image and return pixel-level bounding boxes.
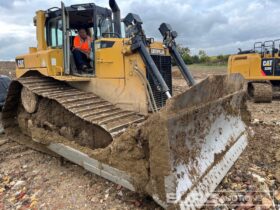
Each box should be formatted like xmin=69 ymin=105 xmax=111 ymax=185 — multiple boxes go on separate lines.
xmin=263 ymin=60 xmax=273 ymax=67
xmin=16 ymin=59 xmax=25 ymax=68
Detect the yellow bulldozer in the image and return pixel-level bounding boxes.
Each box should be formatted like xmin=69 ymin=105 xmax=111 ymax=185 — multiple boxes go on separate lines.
xmin=228 ymin=40 xmax=280 ymax=102
xmin=2 ymin=1 xmax=249 ymax=209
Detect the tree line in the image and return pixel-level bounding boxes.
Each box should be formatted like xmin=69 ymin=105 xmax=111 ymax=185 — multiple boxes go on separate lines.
xmin=176 ymin=46 xmax=229 ymax=65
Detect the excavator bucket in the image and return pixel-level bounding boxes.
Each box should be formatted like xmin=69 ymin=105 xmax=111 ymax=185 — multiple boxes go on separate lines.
xmin=2 ymin=74 xmax=249 ymax=209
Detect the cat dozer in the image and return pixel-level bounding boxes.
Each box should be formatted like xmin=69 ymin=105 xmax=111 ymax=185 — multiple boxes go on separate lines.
xmin=2 ymin=1 xmax=249 ymax=209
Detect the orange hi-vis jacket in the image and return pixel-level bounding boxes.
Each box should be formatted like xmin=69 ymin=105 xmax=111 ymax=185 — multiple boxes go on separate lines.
xmin=73 ymin=35 xmax=92 ymax=53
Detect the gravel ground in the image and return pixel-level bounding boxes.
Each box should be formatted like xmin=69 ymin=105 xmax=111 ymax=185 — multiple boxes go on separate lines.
xmin=0 ymin=63 xmax=280 ymax=209
xmin=0 ymin=137 xmax=160 ymax=210
xmin=0 ymin=62 xmax=15 ymax=78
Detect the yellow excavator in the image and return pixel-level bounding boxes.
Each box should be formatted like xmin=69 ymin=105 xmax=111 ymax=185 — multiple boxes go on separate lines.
xmin=2 ymin=1 xmax=249 ymax=209
xmin=228 ymin=40 xmax=280 ymax=102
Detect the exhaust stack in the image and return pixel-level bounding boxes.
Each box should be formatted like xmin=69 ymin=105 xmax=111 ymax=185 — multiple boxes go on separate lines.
xmin=109 ymin=0 xmax=121 ymax=37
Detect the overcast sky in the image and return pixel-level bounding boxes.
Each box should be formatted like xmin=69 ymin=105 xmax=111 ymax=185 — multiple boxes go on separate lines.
xmin=0 ymin=0 xmax=279 ymax=60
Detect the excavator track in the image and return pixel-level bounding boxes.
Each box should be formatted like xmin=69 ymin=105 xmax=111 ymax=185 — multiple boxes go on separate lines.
xmin=272 ymin=85 xmax=280 ymax=100
xmin=248 ymin=82 xmax=273 ymax=103
xmin=2 ymin=75 xmax=146 ymax=152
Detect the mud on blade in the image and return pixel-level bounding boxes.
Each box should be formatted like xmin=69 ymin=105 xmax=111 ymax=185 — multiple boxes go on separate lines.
xmin=145 ymin=74 xmax=250 ymax=209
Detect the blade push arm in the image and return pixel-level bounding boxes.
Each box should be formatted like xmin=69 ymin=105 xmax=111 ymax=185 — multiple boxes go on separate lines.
xmin=123 ymin=13 xmax=172 ymax=99
xmin=159 ymin=23 xmax=196 ymax=87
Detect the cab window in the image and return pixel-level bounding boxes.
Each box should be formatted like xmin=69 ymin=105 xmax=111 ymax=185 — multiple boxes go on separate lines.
xmin=47 ymin=18 xmax=63 ymax=48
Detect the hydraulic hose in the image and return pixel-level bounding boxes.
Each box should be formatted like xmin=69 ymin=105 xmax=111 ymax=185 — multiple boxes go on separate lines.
xmin=134 ymin=66 xmax=158 ymax=112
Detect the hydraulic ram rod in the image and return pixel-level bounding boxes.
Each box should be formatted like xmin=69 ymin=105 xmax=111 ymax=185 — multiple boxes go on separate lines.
xmin=169 ymin=44 xmax=196 ymax=86
xmin=136 ymin=40 xmax=172 ymax=98
xmin=123 ymin=13 xmax=172 ymax=99
xmin=159 ymin=23 xmax=196 ymax=87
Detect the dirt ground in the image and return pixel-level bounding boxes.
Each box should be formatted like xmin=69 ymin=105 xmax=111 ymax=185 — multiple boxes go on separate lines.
xmin=1 ymin=63 xmax=280 ymax=209
xmin=0 ymin=62 xmax=16 ymax=78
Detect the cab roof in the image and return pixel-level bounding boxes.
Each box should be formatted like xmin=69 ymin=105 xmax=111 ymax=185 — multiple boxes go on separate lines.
xmin=45 ymin=3 xmax=112 ymax=29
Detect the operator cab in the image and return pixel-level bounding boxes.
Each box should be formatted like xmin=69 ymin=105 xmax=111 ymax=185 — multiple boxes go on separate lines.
xmin=44 ymin=1 xmax=122 ymax=76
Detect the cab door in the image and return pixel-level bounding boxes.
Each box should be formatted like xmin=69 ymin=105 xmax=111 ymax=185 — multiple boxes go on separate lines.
xmin=62 ymin=2 xmax=70 ymax=75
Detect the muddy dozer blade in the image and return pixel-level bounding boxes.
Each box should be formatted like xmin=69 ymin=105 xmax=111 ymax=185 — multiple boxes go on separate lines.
xmin=144 ymin=73 xmax=250 ymax=209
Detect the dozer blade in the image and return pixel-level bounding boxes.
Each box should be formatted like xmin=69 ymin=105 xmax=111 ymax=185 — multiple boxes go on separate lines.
xmin=144 ymin=73 xmax=250 ymax=209
xmin=2 ymin=73 xmax=249 ymax=209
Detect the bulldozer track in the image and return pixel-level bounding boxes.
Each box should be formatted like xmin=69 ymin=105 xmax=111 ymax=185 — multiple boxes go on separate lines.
xmin=249 ymin=82 xmax=273 ymax=103
xmin=3 ymin=75 xmax=146 ymax=138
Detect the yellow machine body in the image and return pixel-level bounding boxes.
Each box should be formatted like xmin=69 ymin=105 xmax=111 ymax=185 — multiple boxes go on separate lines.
xmin=228 ymin=53 xmax=280 ymax=81
xmin=15 ymin=11 xmax=169 ymax=115
xmin=228 ymin=41 xmax=280 ymax=102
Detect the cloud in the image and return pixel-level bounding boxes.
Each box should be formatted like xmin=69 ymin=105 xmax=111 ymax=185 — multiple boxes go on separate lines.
xmin=0 ymin=0 xmax=29 ymax=9
xmin=0 ymin=0 xmax=280 ymax=60
xmin=0 ymin=36 xmax=34 ymax=60
xmin=122 ymin=0 xmax=280 ymax=55
xmin=0 ymin=0 xmax=16 ymax=9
